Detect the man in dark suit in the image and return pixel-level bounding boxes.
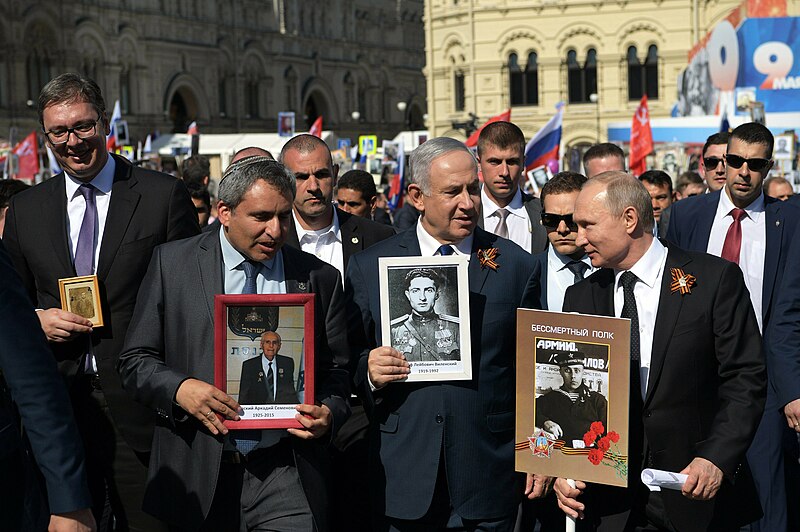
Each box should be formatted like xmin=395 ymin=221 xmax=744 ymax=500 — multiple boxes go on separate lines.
xmin=3 ymin=73 xmax=199 ymax=531
xmin=118 ymin=157 xmax=349 ymax=531
xmin=0 ymin=240 xmax=96 ymax=532
xmin=532 ymin=171 xmax=592 ymax=311
xmin=238 ymin=331 xmax=298 ymax=405
xmin=279 ymin=134 xmax=395 ymax=280
xmin=665 ymin=122 xmax=800 ymax=531
xmin=347 ymin=137 xmax=543 ymax=529
xmin=476 ymin=121 xmax=548 ymax=253
xmin=554 ymin=172 xmax=765 ymax=532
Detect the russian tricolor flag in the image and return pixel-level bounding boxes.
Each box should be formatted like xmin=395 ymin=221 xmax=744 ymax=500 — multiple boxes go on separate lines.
xmin=524 ymin=103 xmax=564 ymax=173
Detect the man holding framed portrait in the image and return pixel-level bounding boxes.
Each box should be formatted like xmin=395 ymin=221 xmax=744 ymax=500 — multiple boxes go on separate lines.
xmin=118 ymin=157 xmax=350 ymax=531
xmin=346 ymin=137 xmax=543 ymax=529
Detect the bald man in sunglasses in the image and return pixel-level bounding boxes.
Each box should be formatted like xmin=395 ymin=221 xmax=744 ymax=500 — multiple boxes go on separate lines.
xmin=666 ymin=121 xmax=800 ymax=532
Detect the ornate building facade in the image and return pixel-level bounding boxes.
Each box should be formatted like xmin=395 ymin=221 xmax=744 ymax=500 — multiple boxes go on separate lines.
xmin=424 ymin=0 xmax=795 ymax=161
xmin=0 ymin=0 xmax=426 ymax=143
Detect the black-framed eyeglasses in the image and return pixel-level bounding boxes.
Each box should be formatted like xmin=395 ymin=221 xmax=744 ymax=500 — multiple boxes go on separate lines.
xmin=724 ymin=154 xmax=771 ymax=172
xmin=541 ymin=212 xmax=578 ymax=231
xmin=702 ymin=156 xmax=724 ymax=169
xmin=44 ymin=118 xmax=101 ymax=145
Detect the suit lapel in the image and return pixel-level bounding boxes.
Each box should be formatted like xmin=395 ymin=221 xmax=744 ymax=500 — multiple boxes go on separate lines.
xmin=46 ymin=175 xmax=76 ymax=276
xmin=282 ymin=246 xmax=310 ymax=294
xmin=338 ymin=209 xmax=362 ymax=272
xmin=694 ymin=192 xmax=719 ymax=251
xmin=644 ymin=246 xmax=689 ymax=406
xmin=287 ymin=216 xmax=301 ymax=249
xmin=762 ymin=199 xmax=783 ymax=319
xmin=197 ymin=230 xmax=224 ymax=323
xmin=591 ymin=269 xmax=616 ymax=316
xmin=522 ymin=194 xmax=542 ymax=253
xmin=97 ymin=156 xmax=141 ymax=280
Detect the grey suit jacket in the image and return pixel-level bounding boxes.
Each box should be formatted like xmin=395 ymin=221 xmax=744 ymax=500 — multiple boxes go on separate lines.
xmin=117 ymin=230 xmax=350 ymax=531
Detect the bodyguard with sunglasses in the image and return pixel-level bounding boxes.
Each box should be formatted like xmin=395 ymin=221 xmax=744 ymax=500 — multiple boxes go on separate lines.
xmin=666 ymin=121 xmax=800 ymax=532
xmin=3 ymin=73 xmax=199 ymax=531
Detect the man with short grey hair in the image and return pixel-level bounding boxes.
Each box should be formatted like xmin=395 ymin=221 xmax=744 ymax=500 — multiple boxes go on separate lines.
xmin=347 ymin=136 xmax=543 ymax=529
xmin=118 ymin=157 xmax=351 ymax=530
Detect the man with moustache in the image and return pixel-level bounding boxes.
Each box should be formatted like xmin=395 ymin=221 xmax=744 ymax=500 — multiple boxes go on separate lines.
xmin=279 ymin=134 xmax=394 ymax=280
xmin=666 ymin=122 xmax=800 ymax=531
xmin=347 ymin=137 xmax=543 ymax=529
xmin=532 ymin=171 xmax=593 ymax=311
xmin=3 ymin=73 xmax=198 ymax=531
xmin=117 ymin=157 xmax=350 ymax=531
xmin=554 ymin=172 xmax=765 ymax=532
xmin=476 ymin=121 xmax=548 ymax=252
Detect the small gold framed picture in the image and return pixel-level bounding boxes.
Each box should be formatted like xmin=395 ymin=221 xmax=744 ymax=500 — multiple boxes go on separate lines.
xmin=58 ymin=275 xmax=104 ymax=327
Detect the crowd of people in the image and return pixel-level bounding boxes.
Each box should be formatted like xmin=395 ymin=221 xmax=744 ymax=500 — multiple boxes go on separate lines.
xmin=1 ymin=72 xmax=799 ymax=532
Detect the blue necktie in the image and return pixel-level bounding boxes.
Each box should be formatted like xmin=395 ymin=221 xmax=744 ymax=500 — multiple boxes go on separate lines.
xmin=74 ymin=184 xmax=97 ymax=276
xmin=438 ymin=244 xmax=454 ymax=256
xmin=232 ymin=260 xmax=262 ymax=454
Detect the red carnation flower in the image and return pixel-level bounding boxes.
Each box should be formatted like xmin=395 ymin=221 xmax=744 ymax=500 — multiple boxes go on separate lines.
xmin=597 ymin=436 xmax=611 ymax=452
xmin=590 ymin=421 xmax=605 ymax=435
xmin=607 ymin=431 xmax=620 ymax=443
xmin=583 ymin=431 xmax=597 ymax=447
xmin=588 ymin=448 xmax=604 ymax=465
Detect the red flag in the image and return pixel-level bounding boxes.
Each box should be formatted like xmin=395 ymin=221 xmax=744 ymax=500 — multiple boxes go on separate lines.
xmin=12 ymin=132 xmax=40 ymax=181
xmin=629 ymin=95 xmax=653 ymax=176
xmin=465 ymin=109 xmax=511 ymax=148
xmin=309 ymin=116 xmax=323 ymax=138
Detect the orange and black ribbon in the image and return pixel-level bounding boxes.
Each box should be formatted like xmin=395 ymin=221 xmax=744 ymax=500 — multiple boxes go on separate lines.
xmin=670 ymin=267 xmax=696 ymax=295
xmin=478 ymin=248 xmax=500 ymax=271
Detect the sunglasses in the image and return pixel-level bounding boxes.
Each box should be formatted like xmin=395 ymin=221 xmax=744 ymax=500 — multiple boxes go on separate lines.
xmin=702 ymin=156 xmax=724 ymax=169
xmin=541 ymin=213 xmax=578 ymax=231
xmin=724 ymin=154 xmax=771 ymax=172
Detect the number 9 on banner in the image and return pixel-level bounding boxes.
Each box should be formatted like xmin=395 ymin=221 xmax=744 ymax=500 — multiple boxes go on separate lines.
xmin=754 ymin=42 xmax=794 ymax=89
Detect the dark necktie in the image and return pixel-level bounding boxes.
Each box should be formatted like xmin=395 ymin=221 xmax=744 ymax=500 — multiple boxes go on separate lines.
xmin=495 ymin=208 xmax=510 ymax=239
xmin=74 ymin=184 xmax=98 ymax=276
xmin=620 ymin=271 xmax=645 ymax=472
xmin=266 ymin=361 xmax=275 ymax=402
xmin=233 ymin=259 xmax=262 ymax=454
xmin=566 ymin=260 xmax=589 ymax=284
xmin=721 ymin=208 xmax=746 ymax=264
xmin=438 ymin=244 xmax=454 ymax=256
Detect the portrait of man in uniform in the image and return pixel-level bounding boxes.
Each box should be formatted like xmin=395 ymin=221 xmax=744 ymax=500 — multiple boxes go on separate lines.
xmin=535 ymin=351 xmax=607 ymax=446
xmin=390 ymin=268 xmax=460 ymax=362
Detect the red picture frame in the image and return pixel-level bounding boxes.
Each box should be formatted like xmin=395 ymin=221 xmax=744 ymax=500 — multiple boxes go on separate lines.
xmin=214 ymin=293 xmax=315 ymax=429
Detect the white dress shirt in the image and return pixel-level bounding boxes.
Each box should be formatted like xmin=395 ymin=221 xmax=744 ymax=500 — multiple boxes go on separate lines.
xmin=613 ymin=238 xmax=668 ymax=399
xmin=706 ymin=189 xmax=765 ymax=331
xmin=64 ymin=156 xmax=116 ymax=373
xmin=293 ymin=208 xmax=344 ymax=281
xmin=481 ymin=187 xmax=531 ymax=251
xmin=416 ymin=220 xmax=473 ymax=257
xmin=65 ymin=155 xmax=116 ymax=269
xmin=547 ymin=247 xmax=595 ymax=312
xmin=260 ymin=356 xmax=278 ymax=401
xmin=219 ymin=225 xmax=286 ymax=295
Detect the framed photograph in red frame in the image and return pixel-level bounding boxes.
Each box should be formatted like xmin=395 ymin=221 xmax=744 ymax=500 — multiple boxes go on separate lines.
xmin=214 ymin=293 xmax=315 ymax=429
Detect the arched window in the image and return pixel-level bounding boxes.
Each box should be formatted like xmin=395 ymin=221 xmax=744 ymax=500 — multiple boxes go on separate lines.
xmin=454 ymin=70 xmax=465 ymax=112
xmin=567 ymin=48 xmax=597 ymax=104
xmin=245 ymin=80 xmax=259 ymax=118
xmin=525 ymin=52 xmax=539 ymax=106
xmin=509 ymin=52 xmax=538 ymax=106
xmin=120 ymin=69 xmax=131 ymax=114
xmin=27 ymin=52 xmax=51 ymax=100
xmin=509 ymin=53 xmax=523 ymax=105
xmin=628 ymin=45 xmax=659 ymax=101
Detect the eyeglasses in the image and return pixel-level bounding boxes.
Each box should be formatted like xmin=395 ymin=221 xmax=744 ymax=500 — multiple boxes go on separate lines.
xmin=702 ymin=156 xmax=724 ymax=169
xmin=541 ymin=213 xmax=578 ymax=231
xmin=44 ymin=118 xmax=101 ymax=145
xmin=724 ymin=154 xmax=771 ymax=172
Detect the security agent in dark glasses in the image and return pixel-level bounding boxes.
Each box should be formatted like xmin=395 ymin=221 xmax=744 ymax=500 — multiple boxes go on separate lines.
xmin=666 ymin=121 xmax=800 ymax=532
xmin=530 ymin=172 xmax=594 ymax=312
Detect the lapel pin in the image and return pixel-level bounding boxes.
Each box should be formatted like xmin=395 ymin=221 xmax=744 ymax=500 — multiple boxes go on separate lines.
xmin=297 ymin=281 xmax=307 ymax=291
xmin=670 ymin=267 xmax=696 ymax=295
xmin=351 ymin=236 xmax=359 ymax=244
xmin=776 ymin=220 xmax=781 ymax=226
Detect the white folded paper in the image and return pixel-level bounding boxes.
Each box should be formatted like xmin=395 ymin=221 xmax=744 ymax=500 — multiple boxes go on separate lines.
xmin=640 ymin=468 xmax=688 ymax=492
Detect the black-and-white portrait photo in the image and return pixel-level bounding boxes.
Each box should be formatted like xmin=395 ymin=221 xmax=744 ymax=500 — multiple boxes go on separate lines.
xmin=379 ymin=256 xmax=472 ymax=381
xmin=533 ymin=338 xmax=610 ymax=447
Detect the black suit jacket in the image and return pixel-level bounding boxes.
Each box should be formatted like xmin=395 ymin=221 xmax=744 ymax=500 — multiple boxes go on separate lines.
xmin=287 ymin=207 xmax=395 ymax=274
xmin=238 ymin=354 xmax=298 ymax=405
xmin=3 ymin=154 xmax=199 ymax=451
xmin=477 ymin=190 xmax=548 ymax=253
xmin=117 ymin=232 xmax=350 ymax=531
xmin=562 ymin=243 xmax=765 ymax=531
xmin=346 ymin=227 xmax=541 ymax=521
xmin=0 ymin=241 xmax=91 ymax=517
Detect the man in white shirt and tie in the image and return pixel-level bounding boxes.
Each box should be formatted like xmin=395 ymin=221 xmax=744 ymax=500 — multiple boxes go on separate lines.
xmin=531 ymin=172 xmax=594 ymax=311
xmin=476 ymin=121 xmax=548 ymax=253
